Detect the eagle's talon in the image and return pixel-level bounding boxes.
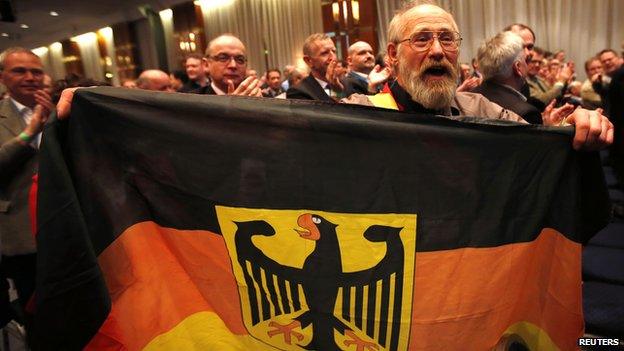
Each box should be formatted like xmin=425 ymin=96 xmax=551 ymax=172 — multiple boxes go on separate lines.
xmin=343 ymin=330 xmax=380 ymax=351
xmin=267 ymin=320 xmax=304 ymax=345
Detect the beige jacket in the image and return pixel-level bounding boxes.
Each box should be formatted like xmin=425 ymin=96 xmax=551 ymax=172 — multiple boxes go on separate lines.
xmin=0 ymin=97 xmax=37 ymax=256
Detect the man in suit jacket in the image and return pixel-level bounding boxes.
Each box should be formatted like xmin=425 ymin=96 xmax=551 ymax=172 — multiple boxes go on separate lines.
xmin=0 ymin=47 xmax=51 ymax=320
xmin=342 ymin=41 xmax=377 ymax=97
xmin=194 ymin=34 xmax=261 ymax=97
xmin=472 ymin=32 xmax=546 ymax=124
xmin=287 ymin=33 xmax=343 ymax=102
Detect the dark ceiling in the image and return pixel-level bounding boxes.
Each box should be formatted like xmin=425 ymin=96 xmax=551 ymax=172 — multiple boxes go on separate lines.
xmin=0 ymin=0 xmax=189 ymax=50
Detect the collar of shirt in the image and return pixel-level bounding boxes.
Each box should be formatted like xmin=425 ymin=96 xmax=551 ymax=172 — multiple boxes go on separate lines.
xmin=314 ymin=76 xmax=329 ymax=90
xmin=211 ymin=82 xmax=226 ymax=95
xmin=10 ymin=97 xmax=34 ymax=124
xmin=353 ymin=71 xmax=369 ymax=81
xmin=314 ymin=76 xmax=338 ymax=97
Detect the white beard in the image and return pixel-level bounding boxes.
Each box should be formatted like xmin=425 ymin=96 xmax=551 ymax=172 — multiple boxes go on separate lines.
xmin=396 ymin=55 xmax=458 ymax=110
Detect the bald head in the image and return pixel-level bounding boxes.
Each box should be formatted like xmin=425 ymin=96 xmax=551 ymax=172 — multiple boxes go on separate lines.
xmin=206 ymin=34 xmax=246 ymax=57
xmin=347 ymin=41 xmax=375 ymax=73
xmin=136 ymin=70 xmax=173 ymax=92
xmin=388 ymin=4 xmax=458 ymax=45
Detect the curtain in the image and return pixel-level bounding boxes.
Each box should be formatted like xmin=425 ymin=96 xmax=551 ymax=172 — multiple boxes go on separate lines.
xmin=98 ymin=28 xmax=121 ymax=86
xmin=159 ymin=9 xmax=178 ymax=74
xmin=376 ymin=0 xmax=624 ymax=80
xmin=48 ymin=43 xmax=67 ymax=80
xmin=74 ymin=33 xmax=104 ymax=81
xmin=200 ymin=0 xmax=322 ymax=73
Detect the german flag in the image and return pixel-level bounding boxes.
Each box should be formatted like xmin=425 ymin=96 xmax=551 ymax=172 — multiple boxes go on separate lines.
xmin=35 ymin=88 xmax=609 ymax=350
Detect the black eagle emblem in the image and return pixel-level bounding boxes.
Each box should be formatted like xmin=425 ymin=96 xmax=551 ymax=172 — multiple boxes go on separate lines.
xmin=234 ymin=213 xmax=405 ymax=351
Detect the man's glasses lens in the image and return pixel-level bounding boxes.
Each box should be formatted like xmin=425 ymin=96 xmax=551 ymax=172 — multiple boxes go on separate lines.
xmin=404 ymin=31 xmax=461 ymax=52
xmin=213 ymin=54 xmax=247 ymax=64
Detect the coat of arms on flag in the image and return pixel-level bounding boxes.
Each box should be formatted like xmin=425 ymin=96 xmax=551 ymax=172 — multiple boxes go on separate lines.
xmin=218 ymin=207 xmax=416 ymax=351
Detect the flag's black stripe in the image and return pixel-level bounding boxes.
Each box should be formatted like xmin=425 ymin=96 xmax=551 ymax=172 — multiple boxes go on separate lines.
xmin=251 ymin=264 xmax=271 ymax=322
xmin=390 ymin=273 xmax=404 ymax=351
xmin=354 ymin=286 xmax=364 ymax=329
xmin=378 ymin=277 xmax=390 ymax=347
xmin=266 ymin=273 xmax=282 ymax=316
xmin=242 ymin=261 xmax=260 ymax=325
xmin=366 ymin=282 xmax=377 ymax=339
xmin=342 ymin=287 xmax=351 ymax=322
xmin=278 ymin=278 xmax=291 ymax=315
xmin=69 ymin=88 xmax=590 ymax=259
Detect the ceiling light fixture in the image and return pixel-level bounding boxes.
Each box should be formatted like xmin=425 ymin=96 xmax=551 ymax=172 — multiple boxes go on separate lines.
xmin=20 ymin=24 xmax=29 ymax=29
xmin=50 ymin=11 xmax=59 ymax=16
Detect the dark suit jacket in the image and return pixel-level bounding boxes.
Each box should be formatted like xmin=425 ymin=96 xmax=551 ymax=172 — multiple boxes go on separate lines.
xmin=342 ymin=71 xmax=369 ymax=97
xmin=0 ymin=98 xmax=38 ymax=255
xmin=472 ymin=80 xmax=542 ymax=124
xmin=192 ymin=84 xmax=217 ymax=95
xmin=286 ymin=75 xmax=334 ymax=102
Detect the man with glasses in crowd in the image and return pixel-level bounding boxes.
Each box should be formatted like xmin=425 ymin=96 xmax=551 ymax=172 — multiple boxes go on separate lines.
xmin=345 ymin=3 xmax=612 ymax=151
xmin=194 ymin=34 xmax=261 ymax=97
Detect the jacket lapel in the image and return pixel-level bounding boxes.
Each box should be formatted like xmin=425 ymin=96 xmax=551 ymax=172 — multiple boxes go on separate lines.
xmin=0 ymin=97 xmax=26 ymax=136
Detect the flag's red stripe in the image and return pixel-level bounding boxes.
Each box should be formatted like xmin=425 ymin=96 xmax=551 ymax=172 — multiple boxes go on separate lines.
xmin=86 ymin=222 xmax=245 ymax=350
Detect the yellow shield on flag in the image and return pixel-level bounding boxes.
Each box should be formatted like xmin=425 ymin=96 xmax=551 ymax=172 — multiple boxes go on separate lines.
xmin=217 ymin=206 xmax=417 ymax=351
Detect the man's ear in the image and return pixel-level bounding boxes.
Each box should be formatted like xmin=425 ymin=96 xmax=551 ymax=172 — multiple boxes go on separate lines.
xmin=512 ymin=60 xmax=522 ymax=77
xmin=387 ymin=42 xmax=398 ymax=67
xmin=303 ymin=55 xmax=312 ymax=68
xmin=202 ymin=57 xmax=209 ymax=68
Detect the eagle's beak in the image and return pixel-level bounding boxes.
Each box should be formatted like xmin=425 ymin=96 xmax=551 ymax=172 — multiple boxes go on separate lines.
xmin=294 ymin=213 xmax=320 ymax=240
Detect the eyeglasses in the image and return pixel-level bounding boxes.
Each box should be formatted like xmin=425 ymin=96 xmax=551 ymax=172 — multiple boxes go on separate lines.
xmin=399 ymin=31 xmax=462 ymax=52
xmin=209 ymin=54 xmax=247 ymax=65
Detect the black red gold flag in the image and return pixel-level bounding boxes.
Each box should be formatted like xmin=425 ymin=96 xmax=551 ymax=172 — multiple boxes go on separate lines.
xmin=34 ymin=87 xmax=609 ymax=350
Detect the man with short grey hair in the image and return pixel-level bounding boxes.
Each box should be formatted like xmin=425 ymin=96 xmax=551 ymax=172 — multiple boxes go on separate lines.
xmin=0 ymin=47 xmax=52 ymax=335
xmin=472 ymin=31 xmax=570 ymax=124
xmin=287 ymin=33 xmax=342 ymax=102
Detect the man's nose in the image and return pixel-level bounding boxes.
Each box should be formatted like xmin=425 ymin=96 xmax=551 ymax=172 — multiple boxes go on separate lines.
xmin=23 ymin=70 xmax=35 ymax=80
xmin=428 ymin=38 xmax=444 ymax=59
xmin=227 ymin=57 xmax=238 ymax=68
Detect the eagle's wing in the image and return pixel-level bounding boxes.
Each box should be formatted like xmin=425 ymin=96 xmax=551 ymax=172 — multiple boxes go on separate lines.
xmin=234 ymin=220 xmax=305 ymax=326
xmin=337 ymin=225 xmax=405 ymax=351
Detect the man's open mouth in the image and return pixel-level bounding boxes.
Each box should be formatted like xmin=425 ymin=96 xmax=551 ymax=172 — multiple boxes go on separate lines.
xmin=424 ymin=66 xmax=449 ymax=76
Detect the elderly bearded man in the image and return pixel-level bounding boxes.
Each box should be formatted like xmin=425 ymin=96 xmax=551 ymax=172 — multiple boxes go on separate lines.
xmin=346 ymin=4 xmax=612 ymax=151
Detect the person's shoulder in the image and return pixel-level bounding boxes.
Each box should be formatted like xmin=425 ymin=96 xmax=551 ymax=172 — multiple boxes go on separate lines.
xmin=455 ymin=92 xmax=526 ymax=123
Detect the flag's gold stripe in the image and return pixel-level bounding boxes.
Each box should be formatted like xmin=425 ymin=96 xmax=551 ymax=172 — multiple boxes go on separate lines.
xmin=374 ymin=279 xmax=383 ymax=341
xmin=259 ymin=267 xmax=275 ymax=317
xmin=246 ymin=260 xmax=263 ymax=320
xmin=385 ymin=273 xmax=396 ymax=350
xmin=272 ymin=274 xmax=285 ymax=315
xmin=362 ymin=285 xmax=369 ymax=334
xmin=349 ymin=286 xmax=356 ymax=325
xmin=284 ymin=280 xmax=295 ymax=313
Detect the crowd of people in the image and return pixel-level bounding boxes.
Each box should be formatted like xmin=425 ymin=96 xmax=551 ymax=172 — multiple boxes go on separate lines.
xmin=1 ymin=2 xmax=622 ymax=346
